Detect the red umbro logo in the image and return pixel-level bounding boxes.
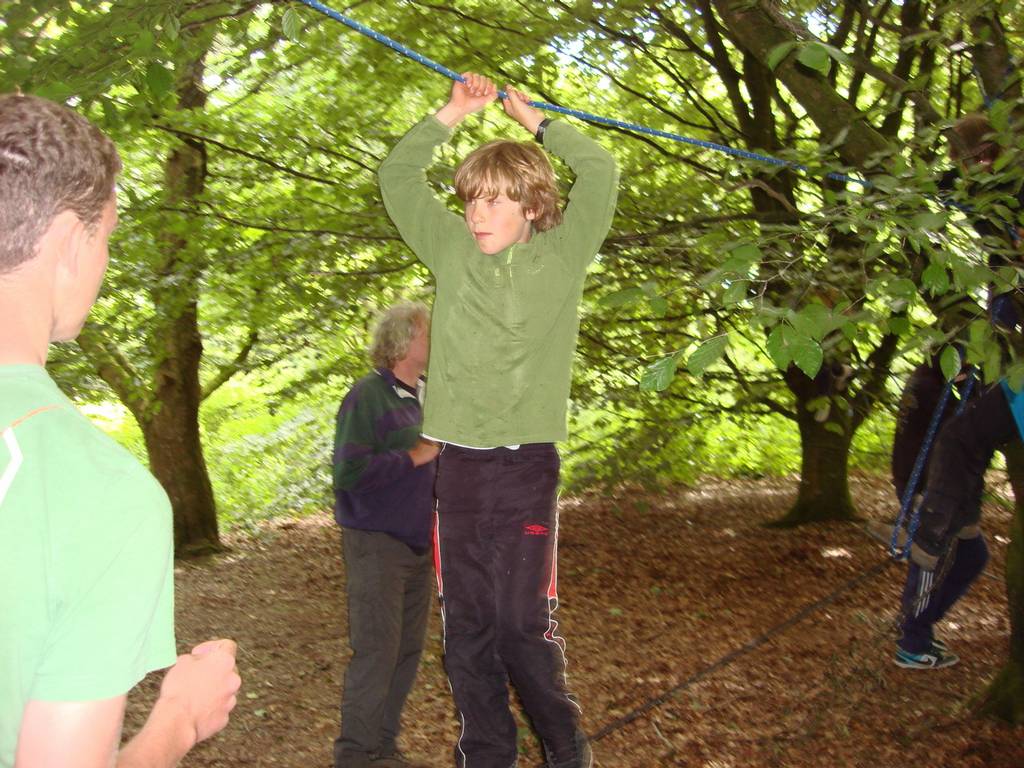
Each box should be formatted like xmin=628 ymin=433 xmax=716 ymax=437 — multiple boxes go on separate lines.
xmin=523 ymin=524 xmax=549 ymax=536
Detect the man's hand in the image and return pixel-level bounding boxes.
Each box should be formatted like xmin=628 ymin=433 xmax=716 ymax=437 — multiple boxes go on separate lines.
xmin=408 ymin=438 xmax=441 ymax=467
xmin=501 ymin=85 xmax=544 ymax=136
xmin=157 ymin=639 xmax=241 ymax=747
xmin=435 ymin=72 xmax=497 ymax=127
xmin=116 ymin=639 xmax=241 ymax=768
xmin=17 ymin=640 xmax=241 ymax=768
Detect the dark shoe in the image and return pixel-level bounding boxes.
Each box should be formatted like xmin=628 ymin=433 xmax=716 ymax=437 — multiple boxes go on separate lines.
xmin=546 ymin=732 xmax=592 ymax=768
xmin=335 ymin=755 xmax=373 ymax=768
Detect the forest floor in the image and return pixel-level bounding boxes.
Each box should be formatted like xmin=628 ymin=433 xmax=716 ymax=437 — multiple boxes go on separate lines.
xmin=126 ymin=472 xmax=1024 ymax=767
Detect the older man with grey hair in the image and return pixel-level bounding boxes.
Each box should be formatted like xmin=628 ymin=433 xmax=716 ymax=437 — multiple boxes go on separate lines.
xmin=331 ymin=301 xmax=438 ymax=768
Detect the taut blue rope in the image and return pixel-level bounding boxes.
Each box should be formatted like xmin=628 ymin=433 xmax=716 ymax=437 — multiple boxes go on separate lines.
xmin=293 ymin=0 xmax=871 ymax=188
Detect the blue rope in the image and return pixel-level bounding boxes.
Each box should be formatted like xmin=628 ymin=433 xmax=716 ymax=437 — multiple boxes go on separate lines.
xmin=890 ymin=368 xmax=977 ymax=559
xmin=293 ymin=0 xmax=871 ymax=188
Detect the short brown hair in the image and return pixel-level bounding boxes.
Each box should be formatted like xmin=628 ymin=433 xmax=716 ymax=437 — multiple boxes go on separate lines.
xmin=454 ymin=140 xmax=562 ymax=232
xmin=370 ymin=301 xmax=430 ymax=369
xmin=949 ymin=113 xmax=999 ymax=165
xmin=0 ymin=93 xmax=121 ymax=274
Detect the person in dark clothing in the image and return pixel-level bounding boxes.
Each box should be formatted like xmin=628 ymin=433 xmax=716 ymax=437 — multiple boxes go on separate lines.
xmin=891 ymin=362 xmax=989 ymax=668
xmin=332 ymin=301 xmax=438 ymax=768
xmin=894 ymin=113 xmax=1024 ymax=668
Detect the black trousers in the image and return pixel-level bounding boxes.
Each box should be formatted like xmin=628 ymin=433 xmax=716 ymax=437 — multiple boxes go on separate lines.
xmin=434 ymin=444 xmax=583 ymax=768
xmin=899 ymin=534 xmax=990 ymax=653
xmin=916 ymin=384 xmax=1018 ymax=556
xmin=335 ymin=529 xmax=433 ymax=768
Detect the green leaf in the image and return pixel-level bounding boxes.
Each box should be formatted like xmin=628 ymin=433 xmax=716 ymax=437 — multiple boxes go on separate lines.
xmin=686 ymin=334 xmax=730 ymax=377
xmin=990 ymin=99 xmax=1011 ymax=133
xmin=1006 ymin=363 xmax=1024 ymax=393
xmin=34 ymin=82 xmax=74 ymax=101
xmin=968 ymin=318 xmax=991 ymax=347
xmin=721 ymin=243 xmax=762 ymax=273
xmin=722 ymin=280 xmax=749 ymax=305
xmin=910 ymin=211 xmax=946 ymax=230
xmin=797 ymin=43 xmax=831 ymax=75
xmin=600 ymin=287 xmax=645 ymax=308
xmin=100 ymin=98 xmax=121 ymax=128
xmin=162 ymin=13 xmax=180 ymax=41
xmin=131 ymin=30 xmax=155 ymax=57
xmin=766 ymin=41 xmax=796 ymax=70
xmin=647 ymin=296 xmax=669 ymax=318
xmin=922 ymin=263 xmax=949 ymax=296
xmin=790 ymin=303 xmax=833 ymax=341
xmin=887 ymin=278 xmax=919 ymax=302
xmin=821 ymin=43 xmax=850 ymax=64
xmin=283 ymin=8 xmax=302 ymax=41
xmin=640 ymin=353 xmax=681 ymax=392
xmin=766 ymin=325 xmax=794 ymax=370
xmin=940 ymin=346 xmax=961 ymax=382
xmin=984 ymin=342 xmax=1002 ymax=384
xmin=145 ymin=63 xmax=174 ymax=99
xmin=791 ymin=336 xmax=823 ymax=378
xmin=888 ymin=316 xmax=910 ymax=335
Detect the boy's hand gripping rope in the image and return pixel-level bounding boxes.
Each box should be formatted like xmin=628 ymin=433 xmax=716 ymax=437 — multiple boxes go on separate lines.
xmin=293 ymin=0 xmax=870 ymax=188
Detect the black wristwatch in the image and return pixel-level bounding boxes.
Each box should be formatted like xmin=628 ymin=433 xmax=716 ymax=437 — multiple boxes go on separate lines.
xmin=534 ymin=118 xmax=552 ymax=144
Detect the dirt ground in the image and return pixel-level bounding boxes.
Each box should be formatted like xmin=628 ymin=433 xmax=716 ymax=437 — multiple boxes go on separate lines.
xmin=126 ymin=473 xmax=1024 ymax=767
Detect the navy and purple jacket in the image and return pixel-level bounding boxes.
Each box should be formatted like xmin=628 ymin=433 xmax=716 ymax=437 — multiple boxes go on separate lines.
xmin=332 ymin=368 xmax=435 ymax=552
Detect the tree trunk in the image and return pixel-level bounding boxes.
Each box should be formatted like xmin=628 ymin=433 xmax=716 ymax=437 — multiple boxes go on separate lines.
xmin=978 ymin=442 xmax=1024 ymax=722
xmin=148 ymin=34 xmax=220 ymax=556
xmin=142 ymin=297 xmax=220 ymax=556
xmin=772 ymin=368 xmax=857 ymax=526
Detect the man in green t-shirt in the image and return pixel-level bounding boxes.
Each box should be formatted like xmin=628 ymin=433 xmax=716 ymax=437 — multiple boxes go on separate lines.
xmin=0 ymin=93 xmax=241 ymax=768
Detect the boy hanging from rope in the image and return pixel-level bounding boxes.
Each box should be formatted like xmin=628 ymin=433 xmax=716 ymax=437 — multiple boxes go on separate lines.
xmin=379 ymin=73 xmax=618 ymax=768
xmin=892 ymin=113 xmax=1024 ymax=669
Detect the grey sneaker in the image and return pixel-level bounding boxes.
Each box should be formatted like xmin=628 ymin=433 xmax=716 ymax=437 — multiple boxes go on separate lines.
xmin=894 ymin=646 xmax=959 ymax=669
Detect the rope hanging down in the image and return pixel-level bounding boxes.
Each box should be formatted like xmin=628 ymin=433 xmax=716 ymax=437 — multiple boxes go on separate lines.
xmin=293 ymin=0 xmax=871 ymax=188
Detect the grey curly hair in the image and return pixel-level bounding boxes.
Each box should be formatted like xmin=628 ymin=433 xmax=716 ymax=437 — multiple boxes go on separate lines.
xmin=370 ymin=301 xmax=430 ymax=369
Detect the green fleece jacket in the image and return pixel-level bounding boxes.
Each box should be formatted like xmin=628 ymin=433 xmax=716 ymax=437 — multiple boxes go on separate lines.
xmin=379 ymin=116 xmax=618 ymax=446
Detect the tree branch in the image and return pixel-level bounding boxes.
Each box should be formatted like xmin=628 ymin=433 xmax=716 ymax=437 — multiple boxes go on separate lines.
xmin=75 ymin=324 xmax=149 ymax=424
xmin=201 ymin=328 xmax=259 ymax=401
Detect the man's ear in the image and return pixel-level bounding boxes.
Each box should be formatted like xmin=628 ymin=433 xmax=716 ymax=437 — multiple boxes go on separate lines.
xmin=49 ymin=210 xmax=88 ymax=277
xmin=524 ymin=208 xmax=537 ymax=222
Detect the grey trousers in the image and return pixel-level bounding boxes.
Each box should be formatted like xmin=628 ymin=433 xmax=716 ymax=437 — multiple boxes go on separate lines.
xmin=334 ymin=528 xmax=433 ymax=768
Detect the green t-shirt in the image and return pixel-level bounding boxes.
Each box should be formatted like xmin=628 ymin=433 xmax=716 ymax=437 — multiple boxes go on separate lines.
xmin=379 ymin=117 xmax=619 ymax=446
xmin=0 ymin=365 xmax=176 ymax=767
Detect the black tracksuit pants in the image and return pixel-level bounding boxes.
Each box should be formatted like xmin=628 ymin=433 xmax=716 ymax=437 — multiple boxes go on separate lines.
xmin=434 ymin=443 xmax=583 ymax=768
xmin=899 ymin=534 xmax=990 ymax=653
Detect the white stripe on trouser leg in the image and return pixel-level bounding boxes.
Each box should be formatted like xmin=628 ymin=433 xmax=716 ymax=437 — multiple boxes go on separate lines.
xmin=545 ymin=504 xmax=582 ymax=715
xmin=915 ymin=570 xmax=932 ymax=618
xmin=0 ymin=429 xmax=23 ymax=509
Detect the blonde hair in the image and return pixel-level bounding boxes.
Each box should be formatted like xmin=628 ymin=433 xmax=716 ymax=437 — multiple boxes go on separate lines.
xmin=454 ymin=140 xmax=562 ymax=232
xmin=370 ymin=301 xmax=430 ymax=369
